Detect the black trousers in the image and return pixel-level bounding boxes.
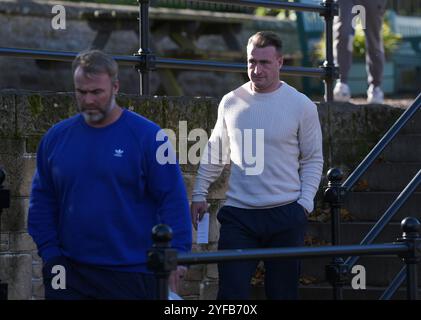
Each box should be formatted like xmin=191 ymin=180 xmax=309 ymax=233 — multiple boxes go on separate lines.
xmin=216 ymin=201 xmax=308 ymax=300
xmin=42 ymin=256 xmax=157 ymax=300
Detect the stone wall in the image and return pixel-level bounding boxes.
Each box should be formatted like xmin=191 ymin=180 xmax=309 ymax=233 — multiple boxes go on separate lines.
xmin=0 ymin=91 xmax=403 ymax=299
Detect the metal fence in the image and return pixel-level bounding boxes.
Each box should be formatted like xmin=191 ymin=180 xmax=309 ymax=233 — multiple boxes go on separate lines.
xmin=147 ymin=217 xmax=421 ymax=300
xmin=323 ymin=92 xmax=421 ymax=300
xmin=0 ymin=169 xmax=10 ymax=299
xmin=0 ymin=0 xmax=339 ymax=100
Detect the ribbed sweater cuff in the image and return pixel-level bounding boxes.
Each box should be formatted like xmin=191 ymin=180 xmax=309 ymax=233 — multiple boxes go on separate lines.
xmin=297 ymin=198 xmax=314 ymax=214
xmin=192 ymin=194 xmax=207 ymax=202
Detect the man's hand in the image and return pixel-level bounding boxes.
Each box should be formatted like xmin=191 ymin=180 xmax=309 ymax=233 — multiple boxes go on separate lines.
xmin=190 ymin=201 xmax=208 ymax=230
xmin=169 ymin=265 xmax=188 ymax=294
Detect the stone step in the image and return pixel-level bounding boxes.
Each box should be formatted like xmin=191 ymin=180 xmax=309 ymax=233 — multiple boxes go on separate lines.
xmin=382 ymin=134 xmax=421 ymax=162
xmin=358 ymin=162 xmax=421 ymax=192
xmin=298 ymin=284 xmax=421 ymax=300
xmin=400 ymin=109 xmax=421 ymax=134
xmin=250 ymin=283 xmax=421 ymax=300
xmin=344 ymin=191 xmax=421 ymax=222
xmin=306 ymin=222 xmax=403 ymax=245
xmin=301 ymin=255 xmax=421 ymax=287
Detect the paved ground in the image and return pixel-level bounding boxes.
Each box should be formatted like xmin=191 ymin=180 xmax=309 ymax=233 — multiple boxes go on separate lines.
xmin=313 ymin=93 xmax=419 ymax=109
xmin=352 ymin=94 xmax=418 ymax=109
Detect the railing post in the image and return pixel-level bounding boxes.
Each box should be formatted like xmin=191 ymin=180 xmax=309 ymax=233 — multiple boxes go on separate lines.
xmin=0 ymin=168 xmax=11 ymax=300
xmin=135 ymin=0 xmax=155 ymax=95
xmin=324 ymin=167 xmax=348 ymax=299
xmin=147 ymin=224 xmax=178 ymax=300
xmin=397 ymin=217 xmax=421 ymax=300
xmin=320 ymin=0 xmax=339 ymax=102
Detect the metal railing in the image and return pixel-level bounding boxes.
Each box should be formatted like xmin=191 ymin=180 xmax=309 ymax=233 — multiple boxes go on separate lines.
xmin=0 ymin=169 xmax=11 ymax=300
xmin=0 ymin=0 xmax=339 ymax=100
xmin=147 ymin=218 xmax=421 ymax=300
xmin=323 ymin=92 xmax=421 ymax=300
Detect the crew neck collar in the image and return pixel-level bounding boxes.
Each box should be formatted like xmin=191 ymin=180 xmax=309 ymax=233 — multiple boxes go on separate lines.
xmin=247 ymin=81 xmax=286 ymax=97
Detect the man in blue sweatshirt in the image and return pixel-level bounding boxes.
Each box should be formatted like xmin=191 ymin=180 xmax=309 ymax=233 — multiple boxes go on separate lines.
xmin=28 ymin=50 xmax=192 ymax=299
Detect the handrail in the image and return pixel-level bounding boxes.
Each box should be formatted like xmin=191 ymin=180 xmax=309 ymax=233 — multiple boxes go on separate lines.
xmin=177 ymin=243 xmax=408 ymax=265
xmin=340 ymin=94 xmax=421 ymax=298
xmin=156 ymin=57 xmax=325 ymax=76
xmin=324 ymin=92 xmax=421 ymax=299
xmin=0 ymin=47 xmax=139 ymax=66
xmin=194 ymin=0 xmax=327 ymax=13
xmin=344 ymin=170 xmax=421 ymax=269
xmin=342 ymin=92 xmax=421 ymax=192
xmin=0 ymin=168 xmax=10 ymax=300
xmin=148 ymin=218 xmax=421 ymax=300
xmin=0 ymin=47 xmax=324 ymax=77
xmin=380 ymin=266 xmax=407 ymax=300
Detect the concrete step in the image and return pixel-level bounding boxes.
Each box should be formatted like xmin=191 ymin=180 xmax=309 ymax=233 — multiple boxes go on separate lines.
xmin=301 ymin=255 xmax=421 ymax=287
xmin=344 ymin=191 xmax=421 ymax=222
xmin=306 ymin=222 xmax=403 ymax=245
xmin=382 ymin=134 xmax=421 ymax=162
xmin=358 ymin=162 xmax=421 ymax=192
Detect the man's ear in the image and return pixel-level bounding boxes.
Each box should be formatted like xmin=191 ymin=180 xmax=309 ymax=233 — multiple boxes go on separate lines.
xmin=113 ymin=80 xmax=120 ymax=95
xmin=278 ymin=55 xmax=284 ymax=68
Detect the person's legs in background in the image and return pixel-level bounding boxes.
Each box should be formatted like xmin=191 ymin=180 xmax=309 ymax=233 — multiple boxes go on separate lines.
xmin=363 ymin=0 xmax=387 ymax=104
xmin=333 ymin=0 xmax=356 ymax=102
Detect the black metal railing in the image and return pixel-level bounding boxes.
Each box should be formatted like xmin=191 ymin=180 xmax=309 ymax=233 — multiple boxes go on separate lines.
xmin=345 ymin=170 xmax=421 ymax=269
xmin=0 ymin=168 xmax=11 ymax=300
xmin=147 ymin=218 xmax=421 ymax=300
xmin=323 ymin=92 xmax=421 ymax=300
xmin=152 ymin=0 xmax=254 ymax=13
xmin=0 ymin=0 xmax=339 ymax=100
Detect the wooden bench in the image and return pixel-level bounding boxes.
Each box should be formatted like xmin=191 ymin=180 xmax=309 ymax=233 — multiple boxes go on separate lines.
xmin=387 ymin=10 xmax=421 ymax=92
xmin=296 ymin=0 xmax=325 ymax=95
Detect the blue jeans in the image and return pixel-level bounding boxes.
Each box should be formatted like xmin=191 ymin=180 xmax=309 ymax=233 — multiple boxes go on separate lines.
xmin=216 ymin=201 xmax=307 ymax=300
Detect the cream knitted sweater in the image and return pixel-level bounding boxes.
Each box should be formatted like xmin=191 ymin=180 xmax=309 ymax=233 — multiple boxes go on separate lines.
xmin=192 ymin=81 xmax=323 ymax=213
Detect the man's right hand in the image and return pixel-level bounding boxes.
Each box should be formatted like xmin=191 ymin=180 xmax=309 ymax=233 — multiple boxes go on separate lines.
xmin=190 ymin=201 xmax=208 ymax=230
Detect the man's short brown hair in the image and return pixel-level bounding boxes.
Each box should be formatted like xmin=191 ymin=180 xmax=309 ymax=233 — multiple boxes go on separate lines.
xmin=247 ymin=31 xmax=283 ymax=55
xmin=72 ymin=50 xmax=118 ymax=82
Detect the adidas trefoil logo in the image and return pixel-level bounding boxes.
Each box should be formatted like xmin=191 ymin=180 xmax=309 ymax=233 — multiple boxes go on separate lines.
xmin=114 ymin=149 xmax=124 ymax=157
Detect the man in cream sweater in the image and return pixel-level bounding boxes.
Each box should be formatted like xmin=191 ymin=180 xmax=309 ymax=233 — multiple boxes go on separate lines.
xmin=191 ymin=31 xmax=323 ymax=299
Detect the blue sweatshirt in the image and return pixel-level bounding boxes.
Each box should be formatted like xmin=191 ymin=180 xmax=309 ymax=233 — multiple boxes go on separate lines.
xmin=28 ymin=109 xmax=192 ymax=273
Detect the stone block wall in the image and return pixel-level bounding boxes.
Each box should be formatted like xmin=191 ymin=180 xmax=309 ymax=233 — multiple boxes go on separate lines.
xmin=0 ymin=91 xmax=403 ymax=299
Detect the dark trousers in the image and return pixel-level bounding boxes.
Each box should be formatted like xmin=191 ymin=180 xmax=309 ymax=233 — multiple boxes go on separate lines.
xmin=333 ymin=0 xmax=387 ymax=86
xmin=42 ymin=256 xmax=157 ymax=300
xmin=216 ymin=201 xmax=307 ymax=300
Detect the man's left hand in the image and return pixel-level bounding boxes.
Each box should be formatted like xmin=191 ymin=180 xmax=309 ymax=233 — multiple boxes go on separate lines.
xmin=169 ymin=265 xmax=188 ymax=294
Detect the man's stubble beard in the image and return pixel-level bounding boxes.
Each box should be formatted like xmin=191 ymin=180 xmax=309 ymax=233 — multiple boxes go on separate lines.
xmin=80 ymin=94 xmax=116 ymax=125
